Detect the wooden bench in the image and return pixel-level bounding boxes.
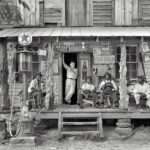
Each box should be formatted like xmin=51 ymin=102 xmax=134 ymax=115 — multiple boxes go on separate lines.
xmin=58 ymin=111 xmax=103 ymax=140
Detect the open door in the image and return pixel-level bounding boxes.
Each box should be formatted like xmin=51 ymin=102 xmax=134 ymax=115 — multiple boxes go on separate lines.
xmin=62 ymin=53 xmax=78 ymax=104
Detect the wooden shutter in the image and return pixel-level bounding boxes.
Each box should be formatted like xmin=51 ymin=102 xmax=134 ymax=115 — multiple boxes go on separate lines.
xmin=93 ymin=0 xmax=113 ymax=26
xmin=44 ymin=0 xmax=65 ymax=26
xmin=139 ymin=0 xmax=150 ymax=26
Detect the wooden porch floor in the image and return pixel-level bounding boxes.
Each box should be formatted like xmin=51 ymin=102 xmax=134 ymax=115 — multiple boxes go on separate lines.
xmin=29 ymin=104 xmax=150 ymax=119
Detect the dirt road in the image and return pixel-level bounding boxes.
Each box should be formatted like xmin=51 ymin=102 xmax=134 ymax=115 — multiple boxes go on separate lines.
xmin=0 ymin=126 xmax=150 ymax=150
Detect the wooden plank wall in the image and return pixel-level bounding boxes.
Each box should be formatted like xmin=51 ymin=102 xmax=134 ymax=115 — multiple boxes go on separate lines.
xmin=0 ymin=0 xmax=14 ymax=27
xmin=66 ymin=0 xmax=87 ymax=26
xmin=44 ymin=0 xmax=65 ymax=26
xmin=115 ymin=0 xmax=139 ymax=26
xmin=139 ymin=0 xmax=150 ymax=26
xmin=17 ymin=0 xmax=43 ymax=26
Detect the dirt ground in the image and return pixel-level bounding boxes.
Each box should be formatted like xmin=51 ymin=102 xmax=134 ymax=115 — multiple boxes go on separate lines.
xmin=1 ymin=125 xmax=150 ymax=150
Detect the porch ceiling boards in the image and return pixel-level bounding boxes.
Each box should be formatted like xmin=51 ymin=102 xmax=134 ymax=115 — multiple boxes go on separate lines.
xmin=1 ymin=27 xmax=150 ymax=38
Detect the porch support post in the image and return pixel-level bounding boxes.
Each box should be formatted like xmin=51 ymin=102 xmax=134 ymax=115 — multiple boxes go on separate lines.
xmin=45 ymin=42 xmax=54 ymax=110
xmin=0 ymin=38 xmax=9 ymax=109
xmin=119 ymin=37 xmax=128 ymax=110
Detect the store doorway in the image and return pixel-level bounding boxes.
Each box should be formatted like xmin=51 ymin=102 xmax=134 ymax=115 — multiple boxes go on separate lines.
xmin=62 ymin=53 xmax=78 ymax=105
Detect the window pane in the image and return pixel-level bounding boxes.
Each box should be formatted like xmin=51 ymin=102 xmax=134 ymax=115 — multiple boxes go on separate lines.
xmin=116 ymin=55 xmax=120 ymax=62
xmin=32 ymin=54 xmax=39 ymax=62
xmin=127 ymin=63 xmax=137 ymax=71
xmin=116 ymin=47 xmax=121 ymax=54
xmin=127 ymin=55 xmax=137 ymax=62
xmin=116 ymin=63 xmax=120 ymax=78
xmin=126 ymin=46 xmax=136 ymax=54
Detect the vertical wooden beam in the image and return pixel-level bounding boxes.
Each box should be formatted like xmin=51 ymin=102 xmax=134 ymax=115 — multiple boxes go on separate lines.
xmin=45 ymin=42 xmax=54 ymax=110
xmin=119 ymin=37 xmax=128 ymax=110
xmin=0 ymin=38 xmax=9 ymax=109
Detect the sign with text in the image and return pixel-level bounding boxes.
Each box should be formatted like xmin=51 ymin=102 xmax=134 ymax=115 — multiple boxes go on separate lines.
xmin=94 ymin=55 xmax=115 ymax=64
xmin=142 ymin=42 xmax=150 ymax=53
xmin=38 ymin=49 xmax=47 ymax=56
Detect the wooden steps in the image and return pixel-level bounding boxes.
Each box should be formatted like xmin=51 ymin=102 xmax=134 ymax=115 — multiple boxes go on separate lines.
xmin=58 ymin=112 xmax=103 ymax=140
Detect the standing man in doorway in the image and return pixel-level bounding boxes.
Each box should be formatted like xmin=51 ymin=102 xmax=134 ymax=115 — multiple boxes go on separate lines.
xmin=63 ymin=54 xmax=78 ymax=104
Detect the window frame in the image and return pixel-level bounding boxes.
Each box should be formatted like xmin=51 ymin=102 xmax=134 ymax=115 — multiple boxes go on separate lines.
xmin=115 ymin=45 xmax=139 ymax=80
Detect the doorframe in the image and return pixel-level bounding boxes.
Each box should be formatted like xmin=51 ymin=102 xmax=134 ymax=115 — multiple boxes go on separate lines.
xmin=61 ymin=52 xmax=79 ymax=104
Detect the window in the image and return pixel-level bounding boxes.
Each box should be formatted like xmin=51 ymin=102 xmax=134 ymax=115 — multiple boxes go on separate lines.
xmin=116 ymin=46 xmax=138 ymax=79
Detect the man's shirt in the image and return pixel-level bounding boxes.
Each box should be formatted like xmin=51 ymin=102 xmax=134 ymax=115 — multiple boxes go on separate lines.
xmin=99 ymin=80 xmax=117 ymax=90
xmin=28 ymin=79 xmax=41 ymax=93
xmin=81 ymin=83 xmax=95 ymax=92
xmin=67 ymin=68 xmax=78 ymax=79
xmin=133 ymin=83 xmax=150 ymax=95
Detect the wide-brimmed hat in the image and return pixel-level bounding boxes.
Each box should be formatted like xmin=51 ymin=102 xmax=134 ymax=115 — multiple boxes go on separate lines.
xmin=36 ymin=72 xmax=43 ymax=77
xmin=138 ymin=75 xmax=145 ymax=81
xmin=104 ymin=72 xmax=111 ymax=78
xmin=86 ymin=76 xmax=92 ymax=81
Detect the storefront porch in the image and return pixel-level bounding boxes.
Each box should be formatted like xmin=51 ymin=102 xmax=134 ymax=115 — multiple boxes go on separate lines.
xmin=29 ymin=104 xmax=150 ymax=119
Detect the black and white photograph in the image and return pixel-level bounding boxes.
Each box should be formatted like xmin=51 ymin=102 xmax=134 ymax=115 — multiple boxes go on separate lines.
xmin=1 ymin=0 xmax=150 ymax=150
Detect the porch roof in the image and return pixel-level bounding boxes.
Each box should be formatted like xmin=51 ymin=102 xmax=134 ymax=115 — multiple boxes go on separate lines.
xmin=0 ymin=27 xmax=150 ymax=38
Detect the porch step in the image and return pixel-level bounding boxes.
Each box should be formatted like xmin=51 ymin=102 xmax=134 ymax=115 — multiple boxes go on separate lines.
xmin=62 ymin=113 xmax=99 ymax=118
xmin=61 ymin=131 xmax=99 ymax=135
xmin=58 ymin=112 xmax=103 ymax=140
xmin=62 ymin=122 xmax=98 ymax=125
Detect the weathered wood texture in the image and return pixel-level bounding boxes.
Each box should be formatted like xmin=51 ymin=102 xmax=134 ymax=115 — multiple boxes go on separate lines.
xmin=0 ymin=0 xmax=14 ymax=27
xmin=58 ymin=112 xmax=103 ymax=139
xmin=115 ymin=0 xmax=139 ymax=26
xmin=139 ymin=0 xmax=150 ymax=26
xmin=66 ymin=0 xmax=88 ymax=26
xmin=0 ymin=38 xmax=9 ymax=109
xmin=119 ymin=39 xmax=128 ymax=110
xmin=44 ymin=0 xmax=65 ymax=26
xmin=45 ymin=42 xmax=54 ymax=109
xmin=93 ymin=0 xmax=113 ymax=26
xmin=16 ymin=0 xmax=43 ymax=26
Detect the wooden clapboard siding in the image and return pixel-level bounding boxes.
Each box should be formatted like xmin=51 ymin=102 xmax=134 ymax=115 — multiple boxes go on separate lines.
xmin=93 ymin=0 xmax=113 ymax=26
xmin=43 ymin=0 xmax=65 ymax=26
xmin=139 ymin=0 xmax=150 ymax=26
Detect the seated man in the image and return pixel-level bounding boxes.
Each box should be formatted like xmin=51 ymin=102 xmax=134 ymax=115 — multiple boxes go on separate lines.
xmin=28 ymin=72 xmax=46 ymax=109
xmin=78 ymin=76 xmax=97 ymax=109
xmin=98 ymin=72 xmax=117 ymax=108
xmin=132 ymin=75 xmax=150 ymax=108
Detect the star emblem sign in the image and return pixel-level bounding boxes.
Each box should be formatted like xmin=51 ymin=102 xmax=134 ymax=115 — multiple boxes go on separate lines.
xmin=21 ymin=34 xmax=30 ymax=42
xmin=18 ymin=32 xmax=32 ymax=46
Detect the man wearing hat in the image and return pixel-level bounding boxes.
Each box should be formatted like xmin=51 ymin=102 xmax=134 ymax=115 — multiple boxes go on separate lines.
xmin=78 ymin=76 xmax=97 ymax=109
xmin=133 ymin=75 xmax=150 ymax=108
xmin=28 ymin=72 xmax=46 ymax=109
xmin=98 ymin=72 xmax=117 ymax=108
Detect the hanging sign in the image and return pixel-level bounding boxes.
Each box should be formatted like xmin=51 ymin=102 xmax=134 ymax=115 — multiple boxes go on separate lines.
xmin=38 ymin=49 xmax=47 ymax=56
xmin=142 ymin=42 xmax=150 ymax=53
xmin=18 ymin=32 xmax=32 ymax=46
